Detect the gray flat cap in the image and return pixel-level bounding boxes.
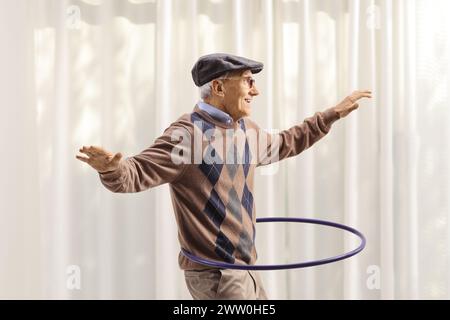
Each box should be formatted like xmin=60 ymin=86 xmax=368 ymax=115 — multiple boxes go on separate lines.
xmin=191 ymin=53 xmax=264 ymax=87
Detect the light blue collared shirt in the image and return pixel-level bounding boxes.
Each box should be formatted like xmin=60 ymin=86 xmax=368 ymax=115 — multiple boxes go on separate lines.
xmin=197 ymin=101 xmax=234 ymax=125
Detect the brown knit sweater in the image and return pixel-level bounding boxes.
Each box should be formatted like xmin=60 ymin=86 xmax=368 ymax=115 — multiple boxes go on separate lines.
xmin=99 ymin=104 xmax=341 ymax=270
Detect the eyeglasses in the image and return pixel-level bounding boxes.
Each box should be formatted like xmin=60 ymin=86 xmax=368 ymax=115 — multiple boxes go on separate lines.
xmin=218 ymin=76 xmax=256 ymax=89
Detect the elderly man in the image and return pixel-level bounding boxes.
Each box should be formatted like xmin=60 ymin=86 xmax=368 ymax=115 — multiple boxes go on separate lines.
xmin=76 ymin=53 xmax=372 ymax=300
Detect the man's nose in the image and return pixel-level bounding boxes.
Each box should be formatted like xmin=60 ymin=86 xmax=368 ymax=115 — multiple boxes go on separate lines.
xmin=250 ymin=85 xmax=259 ymax=96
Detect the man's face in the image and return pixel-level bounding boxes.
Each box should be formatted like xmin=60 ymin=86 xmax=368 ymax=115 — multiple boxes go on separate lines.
xmin=221 ymin=69 xmax=260 ymax=120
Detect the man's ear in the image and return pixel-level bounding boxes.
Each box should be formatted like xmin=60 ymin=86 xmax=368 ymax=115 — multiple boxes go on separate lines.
xmin=213 ymin=80 xmax=225 ymax=97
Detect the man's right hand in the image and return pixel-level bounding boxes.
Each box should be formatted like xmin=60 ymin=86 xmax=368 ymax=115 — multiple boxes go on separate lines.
xmin=76 ymin=145 xmax=123 ymax=173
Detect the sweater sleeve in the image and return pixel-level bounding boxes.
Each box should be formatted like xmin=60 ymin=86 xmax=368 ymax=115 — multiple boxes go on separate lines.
xmin=98 ymin=123 xmax=190 ymax=193
xmin=256 ymin=107 xmax=341 ymax=167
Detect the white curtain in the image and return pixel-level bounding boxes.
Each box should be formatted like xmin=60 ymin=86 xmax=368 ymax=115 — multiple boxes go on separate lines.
xmin=1 ymin=0 xmax=449 ymax=299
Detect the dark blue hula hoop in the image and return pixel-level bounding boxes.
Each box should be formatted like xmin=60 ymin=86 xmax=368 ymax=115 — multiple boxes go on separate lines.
xmin=181 ymin=217 xmax=366 ymax=271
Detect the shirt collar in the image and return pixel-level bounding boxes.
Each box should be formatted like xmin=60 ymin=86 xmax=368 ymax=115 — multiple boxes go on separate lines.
xmin=197 ymin=101 xmax=234 ymax=125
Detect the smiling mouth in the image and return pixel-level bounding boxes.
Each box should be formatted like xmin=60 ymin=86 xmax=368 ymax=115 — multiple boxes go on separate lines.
xmin=244 ymin=99 xmax=252 ymax=104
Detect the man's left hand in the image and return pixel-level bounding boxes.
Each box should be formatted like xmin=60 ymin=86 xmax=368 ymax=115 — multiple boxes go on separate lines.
xmin=334 ymin=90 xmax=373 ymax=118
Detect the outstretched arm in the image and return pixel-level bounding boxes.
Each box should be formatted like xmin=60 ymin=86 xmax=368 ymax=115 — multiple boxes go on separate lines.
xmin=257 ymin=90 xmax=373 ymax=166
xmin=76 ymin=124 xmax=188 ymax=193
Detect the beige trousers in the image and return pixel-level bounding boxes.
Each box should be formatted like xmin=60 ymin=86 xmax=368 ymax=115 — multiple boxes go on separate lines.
xmin=184 ymin=268 xmax=268 ymax=300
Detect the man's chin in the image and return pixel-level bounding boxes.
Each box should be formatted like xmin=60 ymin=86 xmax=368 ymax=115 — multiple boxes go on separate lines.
xmin=234 ymin=107 xmax=251 ymax=120
xmin=242 ymin=106 xmax=252 ymax=117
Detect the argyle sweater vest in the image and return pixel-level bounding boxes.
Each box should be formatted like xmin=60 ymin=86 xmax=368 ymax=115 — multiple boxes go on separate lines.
xmin=99 ymin=104 xmax=341 ymax=270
